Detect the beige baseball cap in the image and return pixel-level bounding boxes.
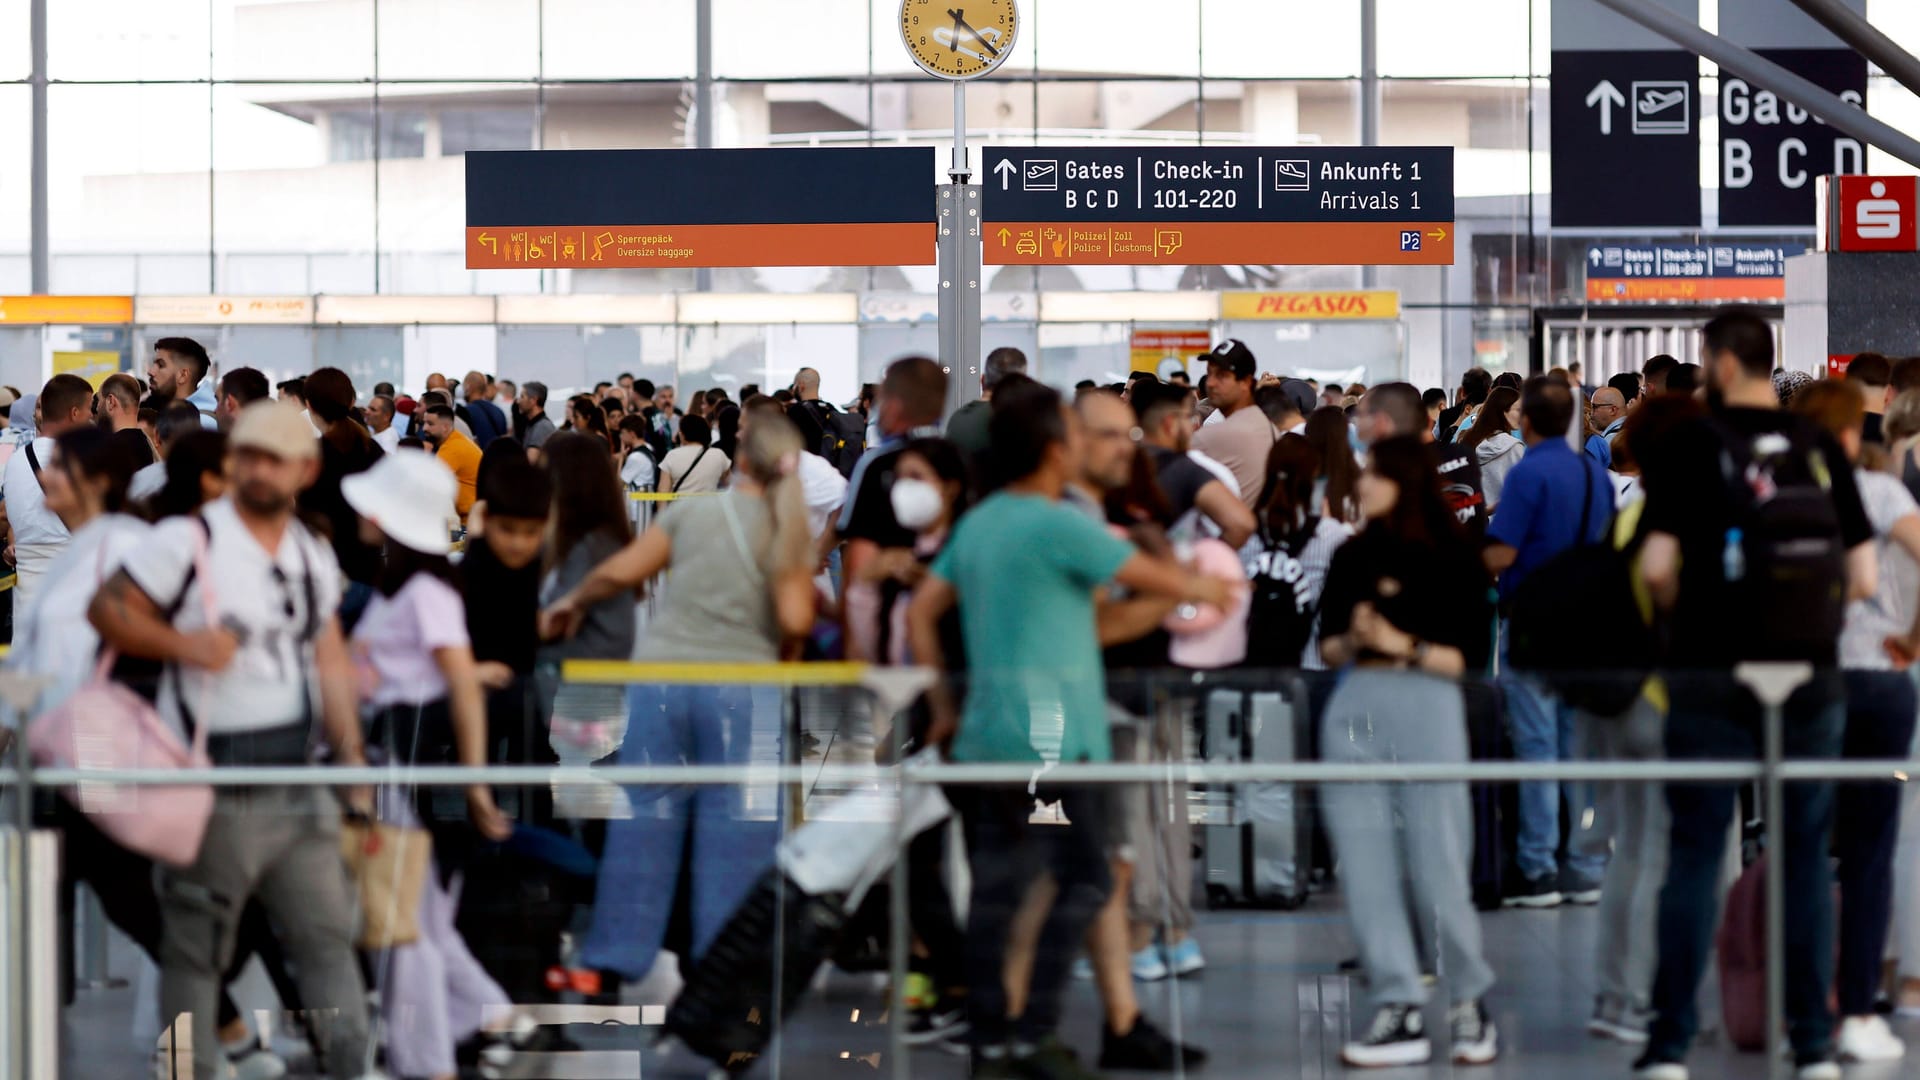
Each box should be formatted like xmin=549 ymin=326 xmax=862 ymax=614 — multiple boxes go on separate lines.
xmin=229 ymin=401 xmax=319 ymax=461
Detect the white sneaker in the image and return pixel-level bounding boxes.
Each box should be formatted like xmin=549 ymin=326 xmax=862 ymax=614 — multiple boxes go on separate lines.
xmin=1837 ymin=1015 xmax=1905 ymax=1063
xmin=225 ymin=1037 xmax=287 ymax=1080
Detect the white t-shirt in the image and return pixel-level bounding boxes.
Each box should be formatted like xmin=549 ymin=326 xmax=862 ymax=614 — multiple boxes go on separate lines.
xmin=9 ymin=514 xmax=148 ymax=716
xmin=1842 ymin=470 xmax=1920 ymax=671
xmin=621 ymin=446 xmax=657 ymax=491
xmin=128 ymin=461 xmax=167 ymax=503
xmin=798 ymin=451 xmax=849 ymax=541
xmin=372 ymin=424 xmax=402 ymax=454
xmin=1 ymin=437 xmax=69 ymax=548
xmin=120 ymin=498 xmax=343 ymax=734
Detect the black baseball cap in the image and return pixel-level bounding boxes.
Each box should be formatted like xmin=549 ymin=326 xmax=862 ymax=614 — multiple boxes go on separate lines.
xmin=1205 ymin=338 xmax=1257 ymax=381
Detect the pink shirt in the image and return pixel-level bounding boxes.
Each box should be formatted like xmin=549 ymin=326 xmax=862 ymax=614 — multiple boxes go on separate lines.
xmin=352 ymin=574 xmax=470 ymax=708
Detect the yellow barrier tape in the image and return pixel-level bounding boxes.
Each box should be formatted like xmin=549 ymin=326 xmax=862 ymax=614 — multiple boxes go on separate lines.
xmin=0 ymin=573 xmax=14 ymax=593
xmin=561 ymin=659 xmax=870 ymax=687
xmin=627 ymin=491 xmax=716 ymax=502
xmin=0 ymin=645 xmax=9 ymax=658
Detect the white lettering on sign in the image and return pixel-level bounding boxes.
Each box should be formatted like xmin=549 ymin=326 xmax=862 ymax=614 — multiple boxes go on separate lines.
xmin=1320 ymin=161 xmax=1405 ymax=181
xmin=1067 ymin=161 xmax=1127 ymax=181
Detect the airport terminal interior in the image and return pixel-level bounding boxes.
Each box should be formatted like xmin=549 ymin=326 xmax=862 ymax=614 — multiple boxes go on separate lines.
xmin=11 ymin=1 xmax=1920 ymax=1079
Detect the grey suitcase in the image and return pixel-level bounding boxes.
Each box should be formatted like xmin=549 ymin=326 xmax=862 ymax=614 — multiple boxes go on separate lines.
xmin=1202 ymin=684 xmax=1313 ymax=909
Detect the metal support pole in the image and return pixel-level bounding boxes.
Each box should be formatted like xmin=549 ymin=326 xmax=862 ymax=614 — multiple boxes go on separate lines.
xmin=951 ymin=82 xmax=969 ymax=181
xmin=1787 ymin=0 xmax=1920 ymax=103
xmin=1735 ymin=662 xmax=1811 ymax=1079
xmin=28 ymin=0 xmax=48 ymax=294
xmin=1591 ymin=0 xmax=1920 ymax=170
xmin=694 ymin=0 xmax=714 ymax=294
xmin=12 ymin=701 xmax=36 ymax=1080
xmin=1359 ymin=0 xmax=1380 ymax=289
xmin=939 ymin=83 xmax=980 ymax=422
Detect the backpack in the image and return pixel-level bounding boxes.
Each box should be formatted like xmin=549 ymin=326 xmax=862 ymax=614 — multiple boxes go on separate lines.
xmin=1507 ymin=462 xmax=1652 ymax=717
xmin=1240 ymin=518 xmax=1321 ymax=668
xmin=1716 ymin=423 xmax=1847 ymax=660
xmin=804 ymin=400 xmax=868 ymax=478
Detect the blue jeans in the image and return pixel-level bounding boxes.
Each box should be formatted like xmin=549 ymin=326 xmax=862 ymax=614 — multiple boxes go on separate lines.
xmin=1500 ymin=621 xmax=1606 ymax=882
xmin=1646 ymin=674 xmax=1844 ymax=1062
xmin=579 ymin=683 xmax=782 ymax=980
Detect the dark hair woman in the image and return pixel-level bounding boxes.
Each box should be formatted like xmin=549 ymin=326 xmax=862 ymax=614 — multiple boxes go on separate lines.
xmin=146 ymin=429 xmax=227 ymax=521
xmin=1305 ymin=404 xmax=1361 ymax=523
xmin=1314 ymin=434 xmax=1499 ymax=1068
xmin=1456 ymin=385 xmax=1525 ymax=514
xmin=536 ymin=431 xmax=637 ymax=794
xmin=299 ymin=366 xmax=385 ymax=627
xmin=1243 ymin=433 xmax=1353 ymax=669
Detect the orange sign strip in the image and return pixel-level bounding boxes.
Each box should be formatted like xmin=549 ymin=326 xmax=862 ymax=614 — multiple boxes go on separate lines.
xmin=1585 ymin=278 xmax=1787 ymax=302
xmin=0 ymin=296 xmax=134 ymax=323
xmin=983 ymin=221 xmax=1454 ymax=266
xmin=466 ymin=223 xmax=935 ymax=269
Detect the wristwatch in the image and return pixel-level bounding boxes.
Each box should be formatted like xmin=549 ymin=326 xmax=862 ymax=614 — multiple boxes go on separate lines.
xmin=1412 ymin=640 xmax=1432 ymax=666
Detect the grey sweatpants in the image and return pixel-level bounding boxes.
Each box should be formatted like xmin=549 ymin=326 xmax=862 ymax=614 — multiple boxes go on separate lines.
xmin=1321 ymin=669 xmax=1495 ymax=1011
xmin=1581 ymin=698 xmax=1668 ymax=1011
xmin=158 ymin=785 xmax=372 ymax=1080
xmin=1110 ymin=701 xmax=1195 ymax=934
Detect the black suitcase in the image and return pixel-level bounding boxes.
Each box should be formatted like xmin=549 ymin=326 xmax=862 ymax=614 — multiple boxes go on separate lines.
xmin=665 ymin=867 xmax=849 ymax=1074
xmin=1463 ymin=679 xmax=1517 ymax=911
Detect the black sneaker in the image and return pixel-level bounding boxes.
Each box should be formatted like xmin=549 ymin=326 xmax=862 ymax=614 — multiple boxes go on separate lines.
xmin=1448 ymin=1000 xmax=1498 ymax=1065
xmin=1560 ymin=867 xmax=1602 ymax=905
xmin=1340 ymin=1004 xmax=1430 ymax=1068
xmin=906 ymin=996 xmax=970 ymax=1055
xmin=1012 ymin=1036 xmax=1104 ymax=1080
xmin=1630 ymin=1049 xmax=1688 ymax=1080
xmin=972 ymin=1044 xmax=1022 ymax=1079
xmin=1502 ymin=872 xmax=1563 ymax=909
xmin=1098 ymin=1014 xmax=1208 ymax=1071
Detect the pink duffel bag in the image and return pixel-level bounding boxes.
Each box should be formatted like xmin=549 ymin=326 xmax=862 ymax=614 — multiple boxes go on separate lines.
xmin=26 ymin=528 xmax=216 ymax=868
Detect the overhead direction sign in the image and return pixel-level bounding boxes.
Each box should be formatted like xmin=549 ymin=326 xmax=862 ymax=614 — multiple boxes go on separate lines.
xmin=1718 ymin=0 xmax=1866 ymax=227
xmin=464 ymin=148 xmax=936 ymax=269
xmin=1550 ymin=0 xmax=1701 ymax=228
xmin=981 ymin=146 xmax=1454 ymax=266
xmin=1583 ymin=242 xmax=1805 ymax=300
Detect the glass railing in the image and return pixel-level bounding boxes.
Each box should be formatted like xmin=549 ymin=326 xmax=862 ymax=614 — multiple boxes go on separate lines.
xmin=2 ymin=663 xmax=1914 ymax=1079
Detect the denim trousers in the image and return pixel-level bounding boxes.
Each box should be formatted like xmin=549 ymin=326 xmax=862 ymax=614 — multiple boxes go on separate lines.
xmin=579 ymin=683 xmax=782 ymax=980
xmin=1836 ymin=669 xmax=1919 ymax=1017
xmin=1646 ymin=674 xmax=1844 ymax=1061
xmin=1500 ymin=620 xmax=1606 ymax=883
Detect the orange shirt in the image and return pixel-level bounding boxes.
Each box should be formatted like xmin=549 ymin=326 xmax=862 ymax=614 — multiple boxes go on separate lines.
xmin=435 ymin=429 xmax=482 ymax=516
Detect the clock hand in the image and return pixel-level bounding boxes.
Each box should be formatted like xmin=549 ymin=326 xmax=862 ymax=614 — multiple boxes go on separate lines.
xmin=947 ymin=8 xmax=961 ymax=51
xmin=947 ymin=9 xmax=999 ymax=57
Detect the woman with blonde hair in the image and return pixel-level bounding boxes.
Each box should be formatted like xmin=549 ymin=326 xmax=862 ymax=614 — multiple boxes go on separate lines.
xmin=539 ymin=412 xmax=816 ymax=988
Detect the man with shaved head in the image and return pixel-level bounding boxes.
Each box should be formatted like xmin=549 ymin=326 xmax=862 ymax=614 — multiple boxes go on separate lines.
xmin=1585 ymin=386 xmax=1628 ymax=469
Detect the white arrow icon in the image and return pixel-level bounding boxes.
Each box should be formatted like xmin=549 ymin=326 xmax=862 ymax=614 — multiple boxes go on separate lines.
xmin=1590 ymin=249 xmax=1603 ymax=265
xmin=1586 ymin=79 xmax=1627 ymax=135
xmin=993 ymin=158 xmax=1017 ymax=190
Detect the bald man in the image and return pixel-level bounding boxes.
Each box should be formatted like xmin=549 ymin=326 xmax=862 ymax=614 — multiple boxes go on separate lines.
xmin=1584 ymin=386 xmax=1627 ymax=469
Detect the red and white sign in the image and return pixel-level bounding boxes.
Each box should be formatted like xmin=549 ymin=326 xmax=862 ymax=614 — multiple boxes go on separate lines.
xmin=1822 ymin=175 xmax=1920 ymax=252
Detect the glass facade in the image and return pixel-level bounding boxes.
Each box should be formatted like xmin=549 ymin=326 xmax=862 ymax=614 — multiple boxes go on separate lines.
xmin=0 ymin=0 xmax=1915 ymax=389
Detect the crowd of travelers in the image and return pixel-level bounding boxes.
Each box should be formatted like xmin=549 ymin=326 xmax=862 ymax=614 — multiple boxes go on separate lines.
xmin=3 ymin=307 xmax=1919 ymax=1080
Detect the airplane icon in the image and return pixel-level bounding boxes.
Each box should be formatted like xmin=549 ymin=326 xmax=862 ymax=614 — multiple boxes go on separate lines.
xmin=1638 ymin=89 xmax=1684 ymax=114
xmin=1630 ymin=81 xmax=1689 ymax=134
xmin=1273 ymin=158 xmax=1310 ymax=192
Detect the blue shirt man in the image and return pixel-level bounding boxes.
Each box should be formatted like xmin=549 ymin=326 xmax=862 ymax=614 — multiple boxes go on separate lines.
xmin=1483 ymin=378 xmax=1613 ymax=904
xmin=1582 ymin=385 xmax=1630 ymax=472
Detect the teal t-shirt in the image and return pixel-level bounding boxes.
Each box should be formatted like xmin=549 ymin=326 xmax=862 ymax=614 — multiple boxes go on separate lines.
xmin=930 ymin=491 xmax=1136 ymax=765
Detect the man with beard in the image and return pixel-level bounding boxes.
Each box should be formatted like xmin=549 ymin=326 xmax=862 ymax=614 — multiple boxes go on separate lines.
xmin=145 ymin=337 xmax=220 ymax=430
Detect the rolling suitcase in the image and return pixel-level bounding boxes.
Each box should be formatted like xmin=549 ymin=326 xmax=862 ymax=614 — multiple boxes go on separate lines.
xmin=1463 ymin=678 xmax=1517 ymax=911
xmin=1202 ymin=682 xmax=1313 ymax=909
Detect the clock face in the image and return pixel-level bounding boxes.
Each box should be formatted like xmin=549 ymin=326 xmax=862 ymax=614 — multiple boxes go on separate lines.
xmin=900 ymin=0 xmax=1019 ymax=81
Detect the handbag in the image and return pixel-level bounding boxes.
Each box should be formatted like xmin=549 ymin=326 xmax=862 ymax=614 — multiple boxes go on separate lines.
xmin=25 ymin=520 xmax=217 ymax=869
xmin=338 ymin=817 xmax=433 ymax=948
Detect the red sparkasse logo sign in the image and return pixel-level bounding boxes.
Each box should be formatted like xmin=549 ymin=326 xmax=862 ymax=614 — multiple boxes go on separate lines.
xmin=1826 ymin=175 xmax=1920 ymax=252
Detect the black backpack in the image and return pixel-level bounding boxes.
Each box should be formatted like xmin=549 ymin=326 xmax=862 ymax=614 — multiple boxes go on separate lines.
xmin=1507 ymin=463 xmax=1652 ymax=717
xmin=804 ymin=400 xmax=868 ymax=478
xmin=1241 ymin=518 xmax=1322 ymax=668
xmin=1717 ymin=423 xmax=1847 ymax=660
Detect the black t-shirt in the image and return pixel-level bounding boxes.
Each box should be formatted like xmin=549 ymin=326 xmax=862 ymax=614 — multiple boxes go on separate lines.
xmin=110 ymin=428 xmax=156 ymax=470
xmin=1640 ymin=406 xmax=1873 ymax=667
xmin=1430 ymin=440 xmax=1487 ymax=536
xmin=1863 ymin=411 xmax=1885 ymax=445
xmin=462 ymin=535 xmax=540 ymax=674
xmin=838 ymin=443 xmax=914 ymax=549
xmin=1145 ymin=444 xmax=1214 ymax=527
xmin=299 ymin=430 xmax=385 ymax=585
xmin=1319 ymin=527 xmax=1494 ymax=671
xmin=788 ymin=399 xmax=830 ymax=458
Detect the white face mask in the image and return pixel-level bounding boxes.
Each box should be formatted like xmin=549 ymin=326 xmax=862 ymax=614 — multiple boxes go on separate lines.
xmin=890 ymin=477 xmax=945 ymax=532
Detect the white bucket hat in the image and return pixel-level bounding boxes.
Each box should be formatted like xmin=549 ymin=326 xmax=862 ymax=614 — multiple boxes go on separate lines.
xmin=341 ymin=448 xmax=457 ymax=555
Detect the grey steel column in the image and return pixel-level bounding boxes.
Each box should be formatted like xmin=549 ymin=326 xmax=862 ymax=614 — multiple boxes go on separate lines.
xmin=937 ymin=184 xmax=981 ymax=422
xmin=694 ymin=0 xmax=713 ymax=293
xmin=1592 ymin=0 xmax=1920 ymax=168
xmin=1788 ymin=0 xmax=1920 ymax=102
xmin=29 ymin=0 xmax=48 ymax=294
xmin=1360 ymin=0 xmax=1380 ymax=288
